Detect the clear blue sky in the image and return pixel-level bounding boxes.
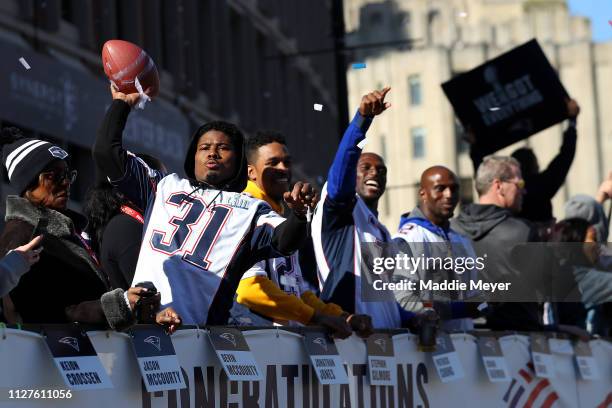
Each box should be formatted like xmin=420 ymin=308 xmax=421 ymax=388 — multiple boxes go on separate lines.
xmin=568 ymin=0 xmax=612 ymax=42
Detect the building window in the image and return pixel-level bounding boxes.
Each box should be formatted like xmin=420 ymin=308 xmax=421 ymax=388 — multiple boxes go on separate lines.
xmin=455 ymin=119 xmax=469 ymax=153
xmin=411 ymin=127 xmax=425 ymax=159
xmin=397 ymin=11 xmax=411 ymax=38
xmin=459 ymin=177 xmax=474 ymax=205
xmin=427 ymin=9 xmax=441 ymax=44
xmin=408 ymin=75 xmax=421 ymax=106
xmin=369 ymin=11 xmax=383 ymax=26
xmin=380 ymin=134 xmax=387 ymax=160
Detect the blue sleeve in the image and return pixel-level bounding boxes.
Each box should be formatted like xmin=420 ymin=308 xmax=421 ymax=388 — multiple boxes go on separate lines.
xmin=393 ymin=237 xmax=413 ymax=255
xmin=111 ymin=154 xmax=164 ymax=212
xmin=249 ymin=204 xmax=290 ymax=262
xmin=327 ymin=111 xmax=373 ymax=203
xmin=397 ymin=304 xmax=416 ymax=327
xmin=450 ymin=302 xmax=468 ymax=319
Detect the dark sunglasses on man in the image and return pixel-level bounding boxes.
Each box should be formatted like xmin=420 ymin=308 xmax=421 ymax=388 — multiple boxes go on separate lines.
xmin=40 ymin=168 xmax=78 ymax=185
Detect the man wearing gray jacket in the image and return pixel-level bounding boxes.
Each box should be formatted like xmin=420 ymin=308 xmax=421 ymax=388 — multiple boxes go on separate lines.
xmin=452 ymin=155 xmax=542 ymax=331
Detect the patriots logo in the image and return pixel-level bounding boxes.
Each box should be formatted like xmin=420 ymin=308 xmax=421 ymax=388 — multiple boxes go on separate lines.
xmin=313 ymin=337 xmax=328 ymax=352
xmin=484 ymin=340 xmax=496 ymax=351
xmin=399 ymin=224 xmax=415 ymax=233
xmin=219 ymin=333 xmax=237 ymax=348
xmin=48 ymin=146 xmax=68 ymax=160
xmin=374 ymin=338 xmax=387 ymax=353
xmin=58 ymin=337 xmax=79 ymax=352
xmin=144 ymin=336 xmax=161 ymax=351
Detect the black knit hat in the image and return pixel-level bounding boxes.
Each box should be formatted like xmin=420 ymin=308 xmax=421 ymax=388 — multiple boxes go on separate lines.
xmin=1 ymin=127 xmax=69 ymax=195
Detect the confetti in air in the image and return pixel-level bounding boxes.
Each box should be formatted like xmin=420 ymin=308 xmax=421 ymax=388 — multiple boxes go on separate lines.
xmin=458 ymin=11 xmax=468 ymax=18
xmin=352 ymin=62 xmax=366 ymax=69
xmin=357 ymin=138 xmax=368 ymax=150
xmin=19 ymin=57 xmax=31 ymax=70
xmin=313 ymin=103 xmax=323 ymax=111
xmin=489 ymin=107 xmax=500 ymax=111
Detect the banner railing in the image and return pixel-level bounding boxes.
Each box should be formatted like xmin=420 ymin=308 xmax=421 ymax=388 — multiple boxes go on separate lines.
xmin=0 ymin=325 xmax=610 ymax=407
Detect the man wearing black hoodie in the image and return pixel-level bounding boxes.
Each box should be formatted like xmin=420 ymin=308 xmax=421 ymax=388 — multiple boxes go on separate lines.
xmin=93 ymin=86 xmax=317 ymax=326
xmin=452 ymin=155 xmax=542 ymax=331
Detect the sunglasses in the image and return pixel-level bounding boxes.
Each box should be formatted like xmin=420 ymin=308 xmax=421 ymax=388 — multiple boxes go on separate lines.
xmin=501 ymin=178 xmax=525 ymax=189
xmin=41 ymin=168 xmax=78 ymax=185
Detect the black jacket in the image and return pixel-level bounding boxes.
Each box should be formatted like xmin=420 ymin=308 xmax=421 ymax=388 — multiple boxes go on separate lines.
xmin=101 ymin=212 xmax=143 ymax=290
xmin=0 ymin=196 xmax=134 ymax=329
xmin=470 ymin=125 xmax=577 ymax=222
xmin=452 ymin=203 xmax=543 ymax=331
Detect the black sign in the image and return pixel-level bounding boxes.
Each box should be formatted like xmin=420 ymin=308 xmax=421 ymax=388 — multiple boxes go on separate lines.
xmin=131 ymin=326 xmax=177 ymax=358
xmin=208 ymin=327 xmax=251 ymax=351
xmin=131 ymin=326 xmax=187 ymax=391
xmin=207 ymin=327 xmax=262 ymax=381
xmin=44 ymin=326 xmax=97 ymax=358
xmin=43 ymin=326 xmax=113 ymax=389
xmin=366 ymin=333 xmax=397 ymax=386
xmin=442 ymin=39 xmax=569 ymax=154
xmin=366 ymin=333 xmax=394 ymax=357
xmin=303 ymin=332 xmax=339 ymax=356
xmin=302 ymin=331 xmax=349 ymax=385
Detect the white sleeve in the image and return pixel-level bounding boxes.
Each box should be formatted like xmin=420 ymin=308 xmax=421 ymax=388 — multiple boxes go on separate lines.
xmin=241 ymin=260 xmax=268 ymax=280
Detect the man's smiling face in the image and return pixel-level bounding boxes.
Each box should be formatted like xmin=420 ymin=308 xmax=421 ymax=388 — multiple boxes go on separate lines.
xmin=355 ymin=153 xmax=387 ymax=205
xmin=247 ymin=142 xmax=292 ymax=201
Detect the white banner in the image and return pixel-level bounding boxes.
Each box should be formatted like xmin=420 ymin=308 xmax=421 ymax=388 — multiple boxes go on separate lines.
xmin=0 ymin=328 xmax=610 ymax=407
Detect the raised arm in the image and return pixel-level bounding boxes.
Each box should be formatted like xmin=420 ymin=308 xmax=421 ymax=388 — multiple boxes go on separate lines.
xmin=93 ymin=86 xmax=162 ymax=211
xmin=539 ymin=99 xmax=580 ymax=198
xmin=327 ymin=88 xmax=391 ymax=203
xmin=93 ymin=85 xmax=140 ymax=180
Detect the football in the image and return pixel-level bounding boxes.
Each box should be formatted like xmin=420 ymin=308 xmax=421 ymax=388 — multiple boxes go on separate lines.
xmin=101 ymin=39 xmax=160 ymax=97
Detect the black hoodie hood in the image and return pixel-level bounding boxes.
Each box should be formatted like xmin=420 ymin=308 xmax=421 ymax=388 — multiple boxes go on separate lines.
xmin=452 ymin=203 xmax=511 ymax=240
xmin=183 ymin=121 xmax=248 ymax=193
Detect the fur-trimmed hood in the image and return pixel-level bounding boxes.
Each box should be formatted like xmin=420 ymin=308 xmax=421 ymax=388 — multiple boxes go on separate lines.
xmin=4 ymin=195 xmax=107 ymax=289
xmin=5 ymin=195 xmax=88 ymax=238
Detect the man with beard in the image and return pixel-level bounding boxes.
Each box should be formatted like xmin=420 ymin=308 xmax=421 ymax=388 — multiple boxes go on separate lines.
xmin=393 ymin=166 xmax=481 ymax=331
xmin=94 ymin=86 xmax=317 ymax=326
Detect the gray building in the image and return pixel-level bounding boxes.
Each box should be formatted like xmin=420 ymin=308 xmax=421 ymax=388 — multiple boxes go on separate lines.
xmin=0 ymin=0 xmax=344 ymax=211
xmin=345 ymin=0 xmax=612 ymax=231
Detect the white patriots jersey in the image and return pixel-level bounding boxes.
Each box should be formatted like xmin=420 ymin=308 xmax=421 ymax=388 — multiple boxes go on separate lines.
xmin=312 ymin=184 xmax=401 ymax=329
xmin=394 ymin=217 xmax=480 ymax=331
xmin=242 ymin=252 xmax=310 ymax=297
xmin=113 ymin=155 xmax=286 ymax=325
xmin=394 ymin=219 xmax=479 ymax=295
xmin=230 ymin=252 xmax=313 ymax=326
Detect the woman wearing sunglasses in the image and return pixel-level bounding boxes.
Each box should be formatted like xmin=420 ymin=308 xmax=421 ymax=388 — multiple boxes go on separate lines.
xmin=0 ymin=127 xmax=179 ymax=331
